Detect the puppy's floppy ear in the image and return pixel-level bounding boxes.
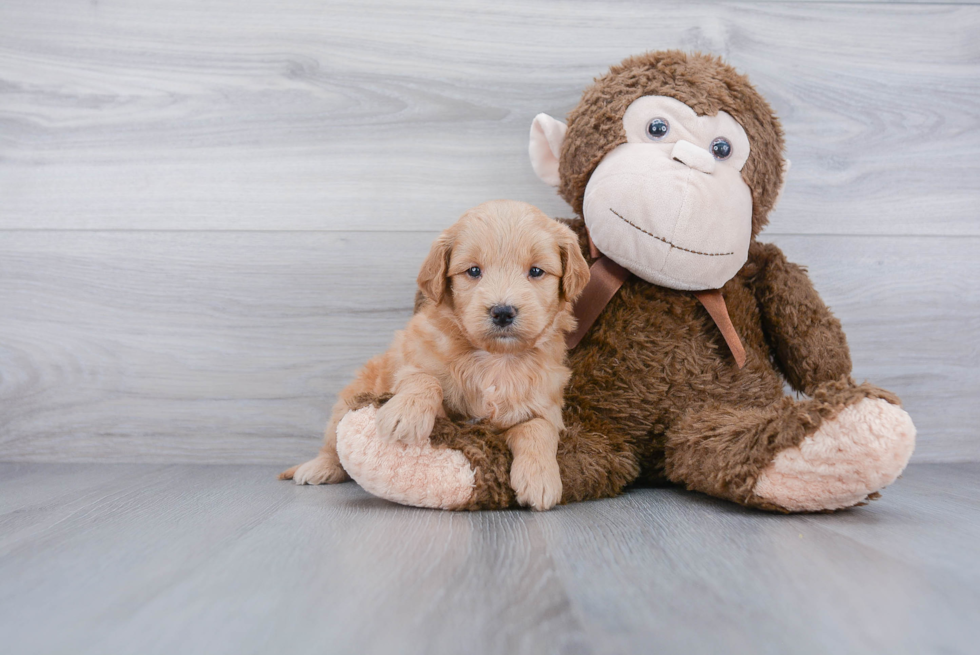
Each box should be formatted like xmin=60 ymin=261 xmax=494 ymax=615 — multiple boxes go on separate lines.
xmin=417 ymin=229 xmax=455 ymax=304
xmin=556 ymin=224 xmax=590 ymax=302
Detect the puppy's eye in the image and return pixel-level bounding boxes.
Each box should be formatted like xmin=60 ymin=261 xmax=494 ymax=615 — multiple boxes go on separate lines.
xmin=466 ymin=266 xmax=481 ymax=278
xmin=529 ymin=267 xmax=545 ymax=278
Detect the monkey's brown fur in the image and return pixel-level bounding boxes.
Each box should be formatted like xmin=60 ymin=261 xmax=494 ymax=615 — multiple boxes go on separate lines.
xmin=353 ymin=51 xmax=905 ymax=511
xmin=560 ymin=50 xmax=785 ymax=237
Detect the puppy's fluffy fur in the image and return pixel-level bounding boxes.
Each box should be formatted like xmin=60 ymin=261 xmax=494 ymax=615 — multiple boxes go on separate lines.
xmin=280 ymin=200 xmax=590 ymax=510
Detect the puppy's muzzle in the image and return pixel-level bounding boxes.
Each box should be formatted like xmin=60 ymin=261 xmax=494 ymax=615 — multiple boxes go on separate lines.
xmin=489 ymin=305 xmax=518 ymax=328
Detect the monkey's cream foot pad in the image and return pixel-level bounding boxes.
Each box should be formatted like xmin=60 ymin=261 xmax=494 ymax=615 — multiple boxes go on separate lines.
xmin=336 ymin=406 xmax=476 ymax=510
xmin=754 ymin=398 xmax=917 ymax=512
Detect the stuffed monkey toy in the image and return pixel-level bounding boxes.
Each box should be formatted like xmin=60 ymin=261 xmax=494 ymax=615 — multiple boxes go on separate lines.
xmin=329 ymin=50 xmax=916 ymax=512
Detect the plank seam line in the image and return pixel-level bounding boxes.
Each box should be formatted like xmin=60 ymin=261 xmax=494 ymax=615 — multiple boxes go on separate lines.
xmin=0 ymin=230 xmax=977 ymax=238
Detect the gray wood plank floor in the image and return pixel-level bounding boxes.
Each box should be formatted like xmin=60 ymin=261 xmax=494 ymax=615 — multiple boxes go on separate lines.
xmin=0 ymin=462 xmax=977 ymax=655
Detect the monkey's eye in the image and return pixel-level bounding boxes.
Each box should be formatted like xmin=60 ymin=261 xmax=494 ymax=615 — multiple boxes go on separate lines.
xmin=466 ymin=266 xmax=482 ymax=278
xmin=529 ymin=267 xmax=545 ymax=278
xmin=646 ymin=118 xmax=670 ymax=141
xmin=710 ymin=137 xmax=733 ymax=160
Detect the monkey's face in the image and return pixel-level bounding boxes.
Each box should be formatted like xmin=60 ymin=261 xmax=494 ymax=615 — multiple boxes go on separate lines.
xmin=582 ymin=96 xmax=753 ymax=291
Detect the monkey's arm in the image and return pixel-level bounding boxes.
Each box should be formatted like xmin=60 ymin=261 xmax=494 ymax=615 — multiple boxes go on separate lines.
xmin=750 ymin=242 xmax=852 ymax=395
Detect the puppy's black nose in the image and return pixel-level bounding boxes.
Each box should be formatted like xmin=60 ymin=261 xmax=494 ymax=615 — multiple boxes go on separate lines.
xmin=489 ymin=305 xmax=517 ymax=327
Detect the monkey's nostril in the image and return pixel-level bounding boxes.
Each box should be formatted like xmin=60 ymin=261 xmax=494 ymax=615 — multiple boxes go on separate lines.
xmin=489 ymin=305 xmax=518 ymax=327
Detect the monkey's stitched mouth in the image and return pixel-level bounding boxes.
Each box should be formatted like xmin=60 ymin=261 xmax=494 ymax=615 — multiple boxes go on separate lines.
xmin=609 ymin=208 xmax=734 ymax=257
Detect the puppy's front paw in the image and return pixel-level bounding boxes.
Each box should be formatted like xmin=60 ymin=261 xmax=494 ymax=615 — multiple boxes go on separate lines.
xmin=375 ymin=394 xmax=436 ymax=445
xmin=510 ymin=455 xmax=562 ymax=511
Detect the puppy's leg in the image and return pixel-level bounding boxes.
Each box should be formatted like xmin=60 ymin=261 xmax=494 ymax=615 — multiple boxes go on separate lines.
xmin=281 ymin=353 xmax=392 ymax=484
xmin=506 ymin=418 xmax=562 ymax=511
xmin=375 ymin=370 xmax=443 ymax=445
xmin=279 ymin=398 xmax=352 ymax=484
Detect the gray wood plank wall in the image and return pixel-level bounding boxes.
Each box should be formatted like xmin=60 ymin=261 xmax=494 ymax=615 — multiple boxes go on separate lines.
xmin=1 ymin=0 xmax=978 ymax=464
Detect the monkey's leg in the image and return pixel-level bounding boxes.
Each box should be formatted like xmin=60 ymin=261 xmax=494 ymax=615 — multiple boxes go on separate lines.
xmin=334 ymin=400 xmax=640 ymax=510
xmin=664 ymin=378 xmax=916 ymax=512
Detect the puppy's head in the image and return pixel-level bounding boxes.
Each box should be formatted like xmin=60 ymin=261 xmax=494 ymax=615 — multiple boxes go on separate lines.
xmin=418 ymin=200 xmax=590 ymax=353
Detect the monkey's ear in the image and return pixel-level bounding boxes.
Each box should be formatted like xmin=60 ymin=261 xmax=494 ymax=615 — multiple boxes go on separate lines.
xmin=557 ymin=226 xmax=590 ymax=302
xmin=529 ymin=114 xmax=567 ymax=187
xmin=417 ymin=230 xmax=454 ymax=305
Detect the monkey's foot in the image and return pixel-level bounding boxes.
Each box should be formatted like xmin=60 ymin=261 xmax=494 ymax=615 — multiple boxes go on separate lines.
xmin=753 ymin=398 xmax=916 ymax=512
xmin=336 ymin=406 xmax=476 ymax=510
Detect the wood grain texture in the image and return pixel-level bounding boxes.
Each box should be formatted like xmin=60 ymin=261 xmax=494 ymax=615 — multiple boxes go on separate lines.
xmin=0 ymin=231 xmax=427 ymax=463
xmin=1 ymin=0 xmax=978 ymax=235
xmin=0 ymin=462 xmax=978 ymax=655
xmin=0 ymin=0 xmax=976 ymax=464
xmin=0 ymin=231 xmax=976 ymax=463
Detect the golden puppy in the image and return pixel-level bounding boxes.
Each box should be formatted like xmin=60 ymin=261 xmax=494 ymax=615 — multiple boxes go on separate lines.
xmin=280 ymin=200 xmax=590 ymax=510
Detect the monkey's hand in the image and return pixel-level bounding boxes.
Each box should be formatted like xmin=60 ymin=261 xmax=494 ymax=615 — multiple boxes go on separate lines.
xmin=752 ymin=241 xmax=852 ymax=394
